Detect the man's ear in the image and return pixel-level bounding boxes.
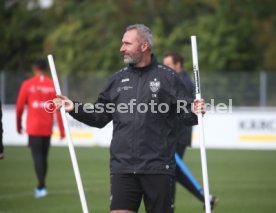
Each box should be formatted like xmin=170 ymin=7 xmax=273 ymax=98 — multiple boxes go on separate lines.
xmin=176 ymin=62 xmax=182 ymax=71
xmin=141 ymin=42 xmax=149 ymax=52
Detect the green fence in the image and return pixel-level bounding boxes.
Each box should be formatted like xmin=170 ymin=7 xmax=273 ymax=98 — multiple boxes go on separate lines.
xmin=1 ymin=70 xmax=275 ymax=106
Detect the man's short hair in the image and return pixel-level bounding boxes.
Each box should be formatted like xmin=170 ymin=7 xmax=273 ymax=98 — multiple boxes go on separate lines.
xmin=164 ymin=52 xmax=184 ymax=67
xmin=126 ymin=24 xmax=153 ymax=49
xmin=34 ymin=59 xmax=49 ymax=71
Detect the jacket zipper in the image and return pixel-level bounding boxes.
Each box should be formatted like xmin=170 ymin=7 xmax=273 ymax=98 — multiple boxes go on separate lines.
xmin=133 ymin=71 xmax=142 ymax=174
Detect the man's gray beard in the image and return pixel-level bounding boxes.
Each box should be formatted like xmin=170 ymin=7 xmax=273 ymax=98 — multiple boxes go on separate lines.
xmin=123 ymin=54 xmax=142 ymax=65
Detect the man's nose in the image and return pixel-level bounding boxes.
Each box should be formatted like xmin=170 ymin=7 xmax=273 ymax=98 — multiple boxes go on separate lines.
xmin=120 ymin=44 xmax=125 ymax=52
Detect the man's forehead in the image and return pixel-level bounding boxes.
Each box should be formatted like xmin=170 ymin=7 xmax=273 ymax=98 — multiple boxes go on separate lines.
xmin=122 ymin=29 xmax=138 ymax=41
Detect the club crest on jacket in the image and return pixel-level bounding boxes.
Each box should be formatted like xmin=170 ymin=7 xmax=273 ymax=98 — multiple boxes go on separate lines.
xmin=149 ymin=78 xmax=160 ymax=93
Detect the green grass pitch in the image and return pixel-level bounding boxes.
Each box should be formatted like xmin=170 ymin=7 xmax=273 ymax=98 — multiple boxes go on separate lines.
xmin=0 ymin=147 xmax=276 ymax=213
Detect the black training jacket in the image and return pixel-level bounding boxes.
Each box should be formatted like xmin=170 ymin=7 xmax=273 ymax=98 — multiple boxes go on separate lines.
xmin=69 ymin=55 xmax=198 ymax=175
xmin=174 ymin=70 xmax=195 ymax=147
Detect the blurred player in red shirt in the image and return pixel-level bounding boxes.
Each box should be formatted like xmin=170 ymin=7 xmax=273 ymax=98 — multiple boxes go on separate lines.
xmin=16 ymin=59 xmax=65 ymax=198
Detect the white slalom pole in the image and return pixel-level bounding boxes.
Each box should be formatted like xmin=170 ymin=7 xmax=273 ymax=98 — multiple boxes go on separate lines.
xmin=191 ymin=36 xmax=211 ymax=213
xmin=47 ymin=55 xmax=89 ymax=213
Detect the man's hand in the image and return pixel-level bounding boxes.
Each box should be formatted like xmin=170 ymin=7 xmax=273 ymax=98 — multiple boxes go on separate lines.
xmin=53 ymin=95 xmax=74 ymax=112
xmin=0 ymin=152 xmax=4 ymax=160
xmin=192 ymin=99 xmax=206 ymax=115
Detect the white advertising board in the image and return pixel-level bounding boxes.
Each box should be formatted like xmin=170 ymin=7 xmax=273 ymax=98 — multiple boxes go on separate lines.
xmin=192 ymin=108 xmax=276 ymax=149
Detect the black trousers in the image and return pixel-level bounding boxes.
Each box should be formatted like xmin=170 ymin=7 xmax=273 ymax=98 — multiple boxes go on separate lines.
xmin=29 ymin=136 xmax=50 ymax=189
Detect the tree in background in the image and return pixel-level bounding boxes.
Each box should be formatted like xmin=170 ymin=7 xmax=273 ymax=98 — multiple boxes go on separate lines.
xmin=0 ymin=0 xmax=275 ymax=74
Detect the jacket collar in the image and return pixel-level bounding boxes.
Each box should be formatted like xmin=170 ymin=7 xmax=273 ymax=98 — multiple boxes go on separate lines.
xmin=128 ymin=54 xmax=157 ymax=72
